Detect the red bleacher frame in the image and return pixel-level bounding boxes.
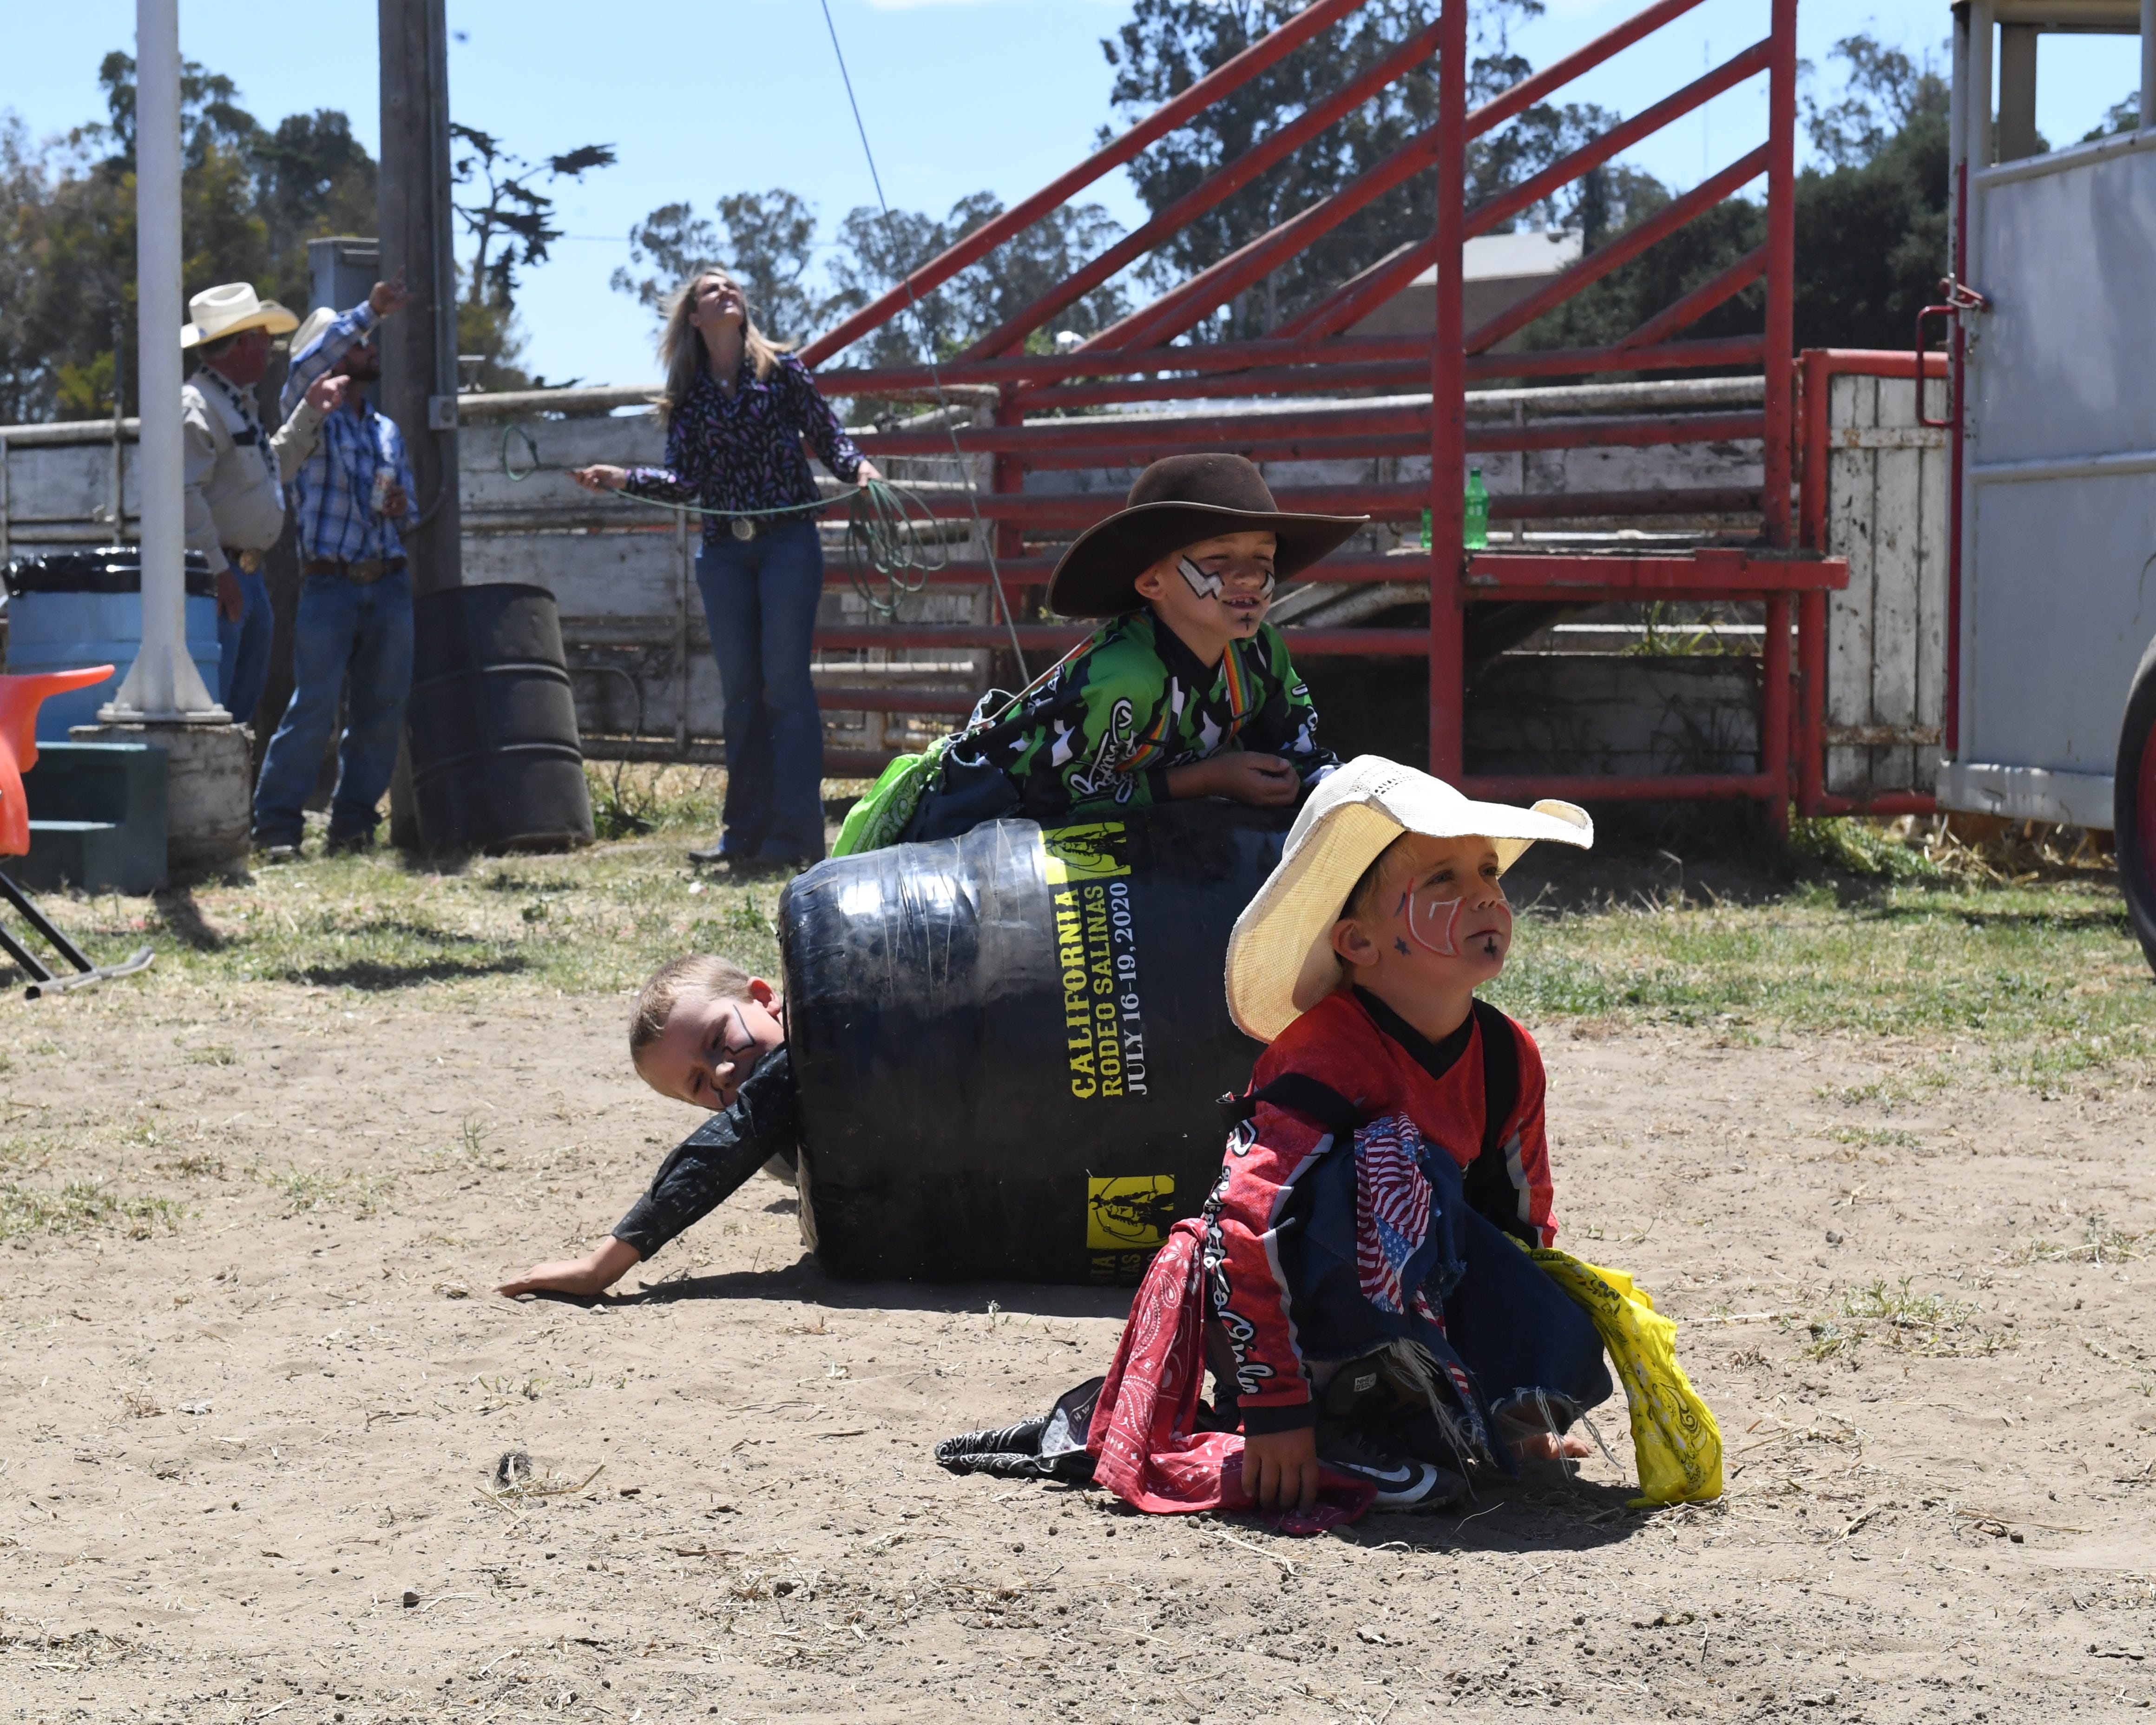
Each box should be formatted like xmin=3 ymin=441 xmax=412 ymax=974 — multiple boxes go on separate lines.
xmin=801 ymin=0 xmax=1848 ymax=826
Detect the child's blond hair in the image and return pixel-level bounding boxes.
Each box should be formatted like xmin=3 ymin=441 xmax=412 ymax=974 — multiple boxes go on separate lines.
xmin=628 ymin=955 xmax=757 ymax=1066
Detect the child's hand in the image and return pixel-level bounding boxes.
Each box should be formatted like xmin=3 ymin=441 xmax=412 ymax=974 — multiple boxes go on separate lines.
xmin=498 ymin=1237 xmax=641 ymax=1300
xmin=1166 ymin=752 xmax=1299 ymax=807
xmin=1242 ymin=1426 xmax=1321 ymax=1515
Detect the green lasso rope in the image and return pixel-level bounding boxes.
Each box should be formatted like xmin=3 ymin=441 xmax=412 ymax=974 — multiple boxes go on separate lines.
xmin=499 ymin=421 xmax=949 ymax=617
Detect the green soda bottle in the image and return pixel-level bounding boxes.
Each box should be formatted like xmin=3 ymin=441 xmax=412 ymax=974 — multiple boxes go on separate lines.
xmin=1464 ymin=467 xmax=1490 ymax=550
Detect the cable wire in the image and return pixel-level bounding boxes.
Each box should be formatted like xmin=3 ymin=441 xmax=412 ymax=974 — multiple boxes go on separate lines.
xmin=814 ymin=0 xmax=1030 ymax=679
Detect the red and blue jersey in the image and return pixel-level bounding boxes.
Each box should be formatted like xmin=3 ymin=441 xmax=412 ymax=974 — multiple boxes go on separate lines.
xmin=1199 ymin=987 xmax=1558 ymax=1433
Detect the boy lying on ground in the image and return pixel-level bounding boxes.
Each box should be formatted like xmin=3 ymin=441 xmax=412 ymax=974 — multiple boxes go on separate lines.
xmin=497 ymin=956 xmax=796 ymax=1299
xmin=1007 ymin=758 xmax=1621 ymax=1526
xmin=859 ymin=455 xmax=1365 ymax=849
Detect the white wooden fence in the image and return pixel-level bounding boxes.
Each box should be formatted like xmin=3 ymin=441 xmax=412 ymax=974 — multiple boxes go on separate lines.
xmin=1820 ymin=370 xmax=1952 ymax=800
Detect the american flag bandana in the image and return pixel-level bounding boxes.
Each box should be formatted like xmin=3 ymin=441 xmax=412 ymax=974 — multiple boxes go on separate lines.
xmin=1354 ymin=1113 xmax=1443 ymax=1328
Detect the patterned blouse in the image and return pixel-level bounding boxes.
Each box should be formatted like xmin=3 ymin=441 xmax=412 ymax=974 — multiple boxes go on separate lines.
xmin=957 ymin=608 xmax=1338 ymax=827
xmin=622 ymin=353 xmax=867 ymax=549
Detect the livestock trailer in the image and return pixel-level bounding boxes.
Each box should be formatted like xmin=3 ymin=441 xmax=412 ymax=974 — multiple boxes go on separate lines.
xmin=1930 ymin=0 xmax=2156 ymax=965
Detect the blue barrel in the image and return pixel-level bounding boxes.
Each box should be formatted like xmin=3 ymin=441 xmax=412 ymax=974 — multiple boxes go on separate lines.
xmin=3 ymin=547 xmax=222 ymax=738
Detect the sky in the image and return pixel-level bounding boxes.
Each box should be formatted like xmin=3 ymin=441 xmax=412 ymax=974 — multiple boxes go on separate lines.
xmin=3 ymin=0 xmax=2143 ymax=389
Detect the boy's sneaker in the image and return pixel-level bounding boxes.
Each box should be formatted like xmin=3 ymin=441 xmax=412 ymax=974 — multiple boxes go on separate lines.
xmin=1317 ymin=1421 xmax=1466 ymax=1510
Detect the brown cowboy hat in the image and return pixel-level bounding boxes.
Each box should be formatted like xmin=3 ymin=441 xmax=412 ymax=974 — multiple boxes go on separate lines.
xmin=1045 ymin=454 xmax=1368 ymax=619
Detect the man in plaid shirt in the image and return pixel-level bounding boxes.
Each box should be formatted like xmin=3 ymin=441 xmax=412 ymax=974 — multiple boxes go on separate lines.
xmin=251 ymin=277 xmax=417 ymax=858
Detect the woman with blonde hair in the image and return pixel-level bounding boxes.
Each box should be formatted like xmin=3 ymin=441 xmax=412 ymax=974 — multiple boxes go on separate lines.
xmin=575 ymin=270 xmax=878 ymax=866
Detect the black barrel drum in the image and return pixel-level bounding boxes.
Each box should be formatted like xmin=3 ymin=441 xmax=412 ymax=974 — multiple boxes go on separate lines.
xmin=778 ymin=803 xmax=1291 ymax=1284
xmin=407 ymin=583 xmax=594 ymax=855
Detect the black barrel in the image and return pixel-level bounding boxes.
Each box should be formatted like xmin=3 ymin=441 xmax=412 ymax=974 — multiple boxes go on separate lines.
xmin=407 ymin=583 xmax=594 ymax=854
xmin=778 ymin=803 xmax=1291 ymax=1284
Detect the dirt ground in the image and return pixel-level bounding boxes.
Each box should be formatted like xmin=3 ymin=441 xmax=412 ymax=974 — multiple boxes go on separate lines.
xmin=4 ymin=979 xmax=2155 ymax=1724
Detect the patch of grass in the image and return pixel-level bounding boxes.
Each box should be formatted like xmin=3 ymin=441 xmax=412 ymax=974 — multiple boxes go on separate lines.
xmin=1493 ymin=872 xmax=2154 ymax=1090
xmin=1817 ymin=1125 xmax=1924 ymax=1150
xmin=587 ymin=763 xmax=657 ymax=841
xmin=185 ymin=1045 xmax=239 ymax=1067
xmin=0 ymin=1136 xmax=52 ymax=1173
xmin=1789 ymin=816 xmax=1947 ymax=883
xmin=1797 ymin=1277 xmax=1994 ymax=1360
xmin=0 ymin=1179 xmax=183 ymax=1238
xmin=1840 ymin=1277 xmax=1977 ymax=1331
xmin=7 ymin=768 xmax=2146 ymax=1098
xmin=18 ymin=765 xmax=780 ymax=1004
xmin=2013 ymin=1213 xmax=2145 ymax=1266
xmin=259 ymin=1165 xmax=396 ymax=1218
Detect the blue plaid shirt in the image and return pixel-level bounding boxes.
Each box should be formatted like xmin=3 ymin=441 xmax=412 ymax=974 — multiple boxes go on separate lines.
xmin=281 ymin=303 xmax=416 ymax=565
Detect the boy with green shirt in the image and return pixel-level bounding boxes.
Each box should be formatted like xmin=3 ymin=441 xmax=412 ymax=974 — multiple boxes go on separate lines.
xmin=903 ymin=454 xmax=1364 ymax=840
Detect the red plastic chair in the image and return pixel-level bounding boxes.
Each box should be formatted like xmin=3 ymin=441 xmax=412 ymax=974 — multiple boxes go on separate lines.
xmin=0 ymin=665 xmax=155 ymax=997
xmin=0 ymin=665 xmax=114 ymax=856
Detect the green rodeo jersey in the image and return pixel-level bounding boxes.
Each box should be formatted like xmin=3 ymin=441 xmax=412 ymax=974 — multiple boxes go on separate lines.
xmin=977 ymin=609 xmax=1339 ymax=826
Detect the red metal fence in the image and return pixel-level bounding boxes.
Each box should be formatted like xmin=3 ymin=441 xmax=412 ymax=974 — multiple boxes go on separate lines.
xmin=797 ymin=0 xmax=1851 ymax=824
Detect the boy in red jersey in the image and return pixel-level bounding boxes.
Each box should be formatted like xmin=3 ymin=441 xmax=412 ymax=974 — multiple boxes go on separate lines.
xmin=1201 ymin=757 xmax=1613 ymax=1515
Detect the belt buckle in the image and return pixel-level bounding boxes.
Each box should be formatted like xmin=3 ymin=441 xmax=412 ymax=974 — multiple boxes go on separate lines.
xmin=236 ymin=549 xmax=261 ymax=574
xmin=730 ymin=517 xmax=756 ymax=542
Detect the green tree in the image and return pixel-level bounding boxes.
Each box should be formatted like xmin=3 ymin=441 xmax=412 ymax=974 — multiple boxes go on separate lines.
xmin=0 ymin=51 xmax=376 ymax=422
xmin=611 ymin=190 xmax=835 ymax=342
xmin=1518 ymin=34 xmax=1949 ymax=363
xmin=828 ymin=193 xmax=1130 ymax=367
xmin=609 ymin=187 xmax=1127 ymax=371
xmin=1791 ymin=39 xmax=1949 ymax=353
xmin=0 ymin=117 xmax=54 ymax=423
xmin=1101 ymin=0 xmax=1611 ymax=342
xmin=450 ymin=125 xmax=615 ymax=391
xmin=2083 ymin=93 xmax=2139 ymax=140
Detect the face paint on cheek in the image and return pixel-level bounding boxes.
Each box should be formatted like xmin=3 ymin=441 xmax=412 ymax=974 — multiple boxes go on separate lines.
xmin=1404 ymin=888 xmax=1463 ymax=957
xmin=1177 ymin=556 xmax=1224 ymax=600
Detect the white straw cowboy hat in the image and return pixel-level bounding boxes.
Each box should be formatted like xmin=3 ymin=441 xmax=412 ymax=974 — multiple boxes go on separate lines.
xmin=1223 ymin=756 xmax=1594 ymax=1042
xmin=180 ymin=283 xmax=298 ymax=349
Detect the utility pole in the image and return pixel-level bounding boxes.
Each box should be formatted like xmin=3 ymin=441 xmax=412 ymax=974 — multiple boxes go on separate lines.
xmin=109 ymin=0 xmax=223 ymax=724
xmin=377 ymin=0 xmax=460 ymax=598
xmin=93 ymin=0 xmax=253 ymax=884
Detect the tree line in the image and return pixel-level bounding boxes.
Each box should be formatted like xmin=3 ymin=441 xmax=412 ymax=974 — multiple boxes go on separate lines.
xmin=3 ymin=10 xmax=2117 ymax=429
xmin=0 ymin=53 xmax=608 ymax=423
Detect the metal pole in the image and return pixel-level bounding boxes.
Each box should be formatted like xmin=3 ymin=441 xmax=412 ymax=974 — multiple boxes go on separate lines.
xmin=2143 ymin=0 xmax=2155 ymax=132
xmin=1953 ymin=3 xmax=1994 ymax=760
xmin=1427 ymin=0 xmax=1467 ymax=781
xmin=109 ymin=305 xmax=125 ymax=538
xmin=1760 ymin=0 xmax=1798 ymax=549
xmin=378 ymin=0 xmax=461 ymax=599
xmin=105 ymin=0 xmax=224 ymax=722
xmin=1761 ymin=592 xmax=1791 ymax=834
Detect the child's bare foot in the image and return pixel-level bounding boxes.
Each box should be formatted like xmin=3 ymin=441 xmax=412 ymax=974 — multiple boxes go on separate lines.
xmin=497 ymin=1238 xmax=640 ymax=1300
xmin=1508 ymin=1429 xmax=1593 ymax=1463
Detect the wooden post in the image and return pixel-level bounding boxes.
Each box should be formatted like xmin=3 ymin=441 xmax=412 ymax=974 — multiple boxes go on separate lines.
xmin=377 ymin=0 xmax=461 ymax=599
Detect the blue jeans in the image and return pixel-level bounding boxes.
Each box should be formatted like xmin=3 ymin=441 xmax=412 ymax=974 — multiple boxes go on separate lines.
xmin=252 ymin=566 xmax=415 ymax=846
xmin=698 ymin=521 xmax=826 ymax=859
xmin=217 ymin=568 xmax=272 ymax=727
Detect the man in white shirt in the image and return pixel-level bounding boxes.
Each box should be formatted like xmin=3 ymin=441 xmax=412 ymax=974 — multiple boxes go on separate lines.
xmin=179 ymin=283 xmax=350 ymax=726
